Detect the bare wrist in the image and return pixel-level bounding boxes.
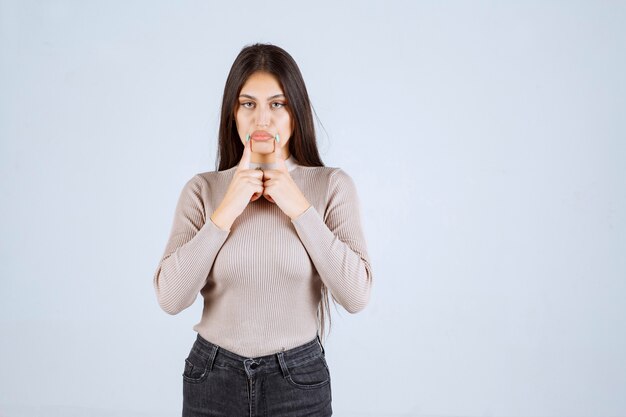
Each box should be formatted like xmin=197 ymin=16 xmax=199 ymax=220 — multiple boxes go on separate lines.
xmin=210 ymin=209 xmax=232 ymax=231
xmin=290 ymin=202 xmax=311 ymax=220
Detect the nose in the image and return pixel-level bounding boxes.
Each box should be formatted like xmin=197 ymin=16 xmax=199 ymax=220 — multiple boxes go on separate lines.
xmin=256 ymin=107 xmax=270 ymax=127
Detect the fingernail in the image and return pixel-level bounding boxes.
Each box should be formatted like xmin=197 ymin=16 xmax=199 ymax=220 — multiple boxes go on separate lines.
xmin=246 ymin=133 xmax=250 ymax=142
xmin=275 ymin=133 xmax=280 ymax=143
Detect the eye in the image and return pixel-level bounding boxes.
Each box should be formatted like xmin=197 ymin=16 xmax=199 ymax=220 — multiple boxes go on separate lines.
xmin=271 ymin=102 xmax=285 ymax=109
xmin=241 ymin=102 xmax=254 ymax=109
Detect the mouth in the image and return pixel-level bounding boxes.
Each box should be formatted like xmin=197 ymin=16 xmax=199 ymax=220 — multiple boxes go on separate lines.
xmin=251 ymin=131 xmax=274 ymax=141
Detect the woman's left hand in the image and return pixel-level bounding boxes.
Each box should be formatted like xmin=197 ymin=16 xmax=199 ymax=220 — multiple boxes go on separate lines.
xmin=262 ymin=144 xmax=311 ymax=220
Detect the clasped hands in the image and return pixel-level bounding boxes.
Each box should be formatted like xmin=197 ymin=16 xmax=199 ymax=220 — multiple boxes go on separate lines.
xmin=239 ymin=138 xmax=311 ymax=220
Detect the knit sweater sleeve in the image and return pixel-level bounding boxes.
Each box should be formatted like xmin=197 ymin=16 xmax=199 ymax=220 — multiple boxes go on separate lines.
xmin=153 ymin=174 xmax=230 ymax=315
xmin=290 ymin=168 xmax=373 ymax=313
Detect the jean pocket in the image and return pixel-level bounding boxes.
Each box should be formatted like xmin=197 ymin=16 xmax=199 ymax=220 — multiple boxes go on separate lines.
xmin=284 ymin=354 xmax=331 ymax=390
xmin=182 ymin=350 xmax=210 ymax=384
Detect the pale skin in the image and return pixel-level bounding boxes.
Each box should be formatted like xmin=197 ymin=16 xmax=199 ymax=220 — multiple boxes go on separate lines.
xmin=210 ymin=71 xmax=312 ymax=231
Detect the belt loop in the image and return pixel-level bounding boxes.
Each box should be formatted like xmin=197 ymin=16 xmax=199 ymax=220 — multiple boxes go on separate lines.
xmin=208 ymin=344 xmax=218 ymax=372
xmin=316 ymin=333 xmax=325 ymax=355
xmin=276 ymin=351 xmax=290 ymax=378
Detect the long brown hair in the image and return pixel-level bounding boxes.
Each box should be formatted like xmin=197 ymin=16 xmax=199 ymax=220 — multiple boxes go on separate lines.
xmin=215 ymin=43 xmax=333 ymax=344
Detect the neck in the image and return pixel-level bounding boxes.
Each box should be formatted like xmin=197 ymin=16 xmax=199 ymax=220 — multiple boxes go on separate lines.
xmin=249 ymin=153 xmax=298 ymax=172
xmin=250 ymin=151 xmax=290 ymax=164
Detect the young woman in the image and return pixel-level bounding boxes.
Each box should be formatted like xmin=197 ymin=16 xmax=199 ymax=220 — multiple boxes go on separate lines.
xmin=153 ymin=43 xmax=373 ymax=417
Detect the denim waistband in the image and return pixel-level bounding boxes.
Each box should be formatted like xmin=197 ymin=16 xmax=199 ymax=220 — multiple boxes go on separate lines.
xmin=190 ymin=333 xmax=326 ymax=379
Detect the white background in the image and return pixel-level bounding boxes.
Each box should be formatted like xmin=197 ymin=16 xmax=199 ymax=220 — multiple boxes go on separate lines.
xmin=1 ymin=1 xmax=625 ymax=416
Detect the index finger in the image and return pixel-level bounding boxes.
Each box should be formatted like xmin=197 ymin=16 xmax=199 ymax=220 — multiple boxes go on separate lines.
xmin=273 ymin=133 xmax=287 ymax=172
xmin=236 ymin=134 xmax=252 ymax=172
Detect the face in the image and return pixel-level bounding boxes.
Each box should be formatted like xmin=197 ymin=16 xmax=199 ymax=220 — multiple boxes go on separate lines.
xmin=235 ymin=71 xmax=294 ymax=163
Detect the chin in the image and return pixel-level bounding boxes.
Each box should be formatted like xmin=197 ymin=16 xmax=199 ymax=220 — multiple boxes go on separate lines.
xmin=252 ymin=142 xmax=275 ymax=152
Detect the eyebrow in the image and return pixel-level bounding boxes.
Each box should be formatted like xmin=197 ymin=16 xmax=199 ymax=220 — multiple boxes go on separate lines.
xmin=239 ymin=94 xmax=286 ymax=100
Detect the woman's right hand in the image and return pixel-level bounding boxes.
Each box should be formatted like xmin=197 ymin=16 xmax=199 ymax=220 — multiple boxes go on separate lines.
xmin=210 ymin=138 xmax=264 ymax=231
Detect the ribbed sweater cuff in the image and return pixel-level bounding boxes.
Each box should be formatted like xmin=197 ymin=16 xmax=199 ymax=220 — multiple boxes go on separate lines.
xmin=291 ymin=204 xmax=320 ymax=231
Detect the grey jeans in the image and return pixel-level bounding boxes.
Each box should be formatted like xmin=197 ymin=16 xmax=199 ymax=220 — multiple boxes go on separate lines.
xmin=182 ymin=333 xmax=332 ymax=417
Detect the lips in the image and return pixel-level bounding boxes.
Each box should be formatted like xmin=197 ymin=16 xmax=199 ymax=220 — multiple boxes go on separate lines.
xmin=251 ymin=131 xmax=273 ymax=140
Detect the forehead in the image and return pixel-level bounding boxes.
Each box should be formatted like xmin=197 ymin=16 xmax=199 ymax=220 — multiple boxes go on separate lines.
xmin=240 ymin=71 xmax=284 ymax=95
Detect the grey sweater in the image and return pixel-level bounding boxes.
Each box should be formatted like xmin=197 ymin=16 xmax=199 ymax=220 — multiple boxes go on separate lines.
xmin=153 ymin=156 xmax=373 ymax=357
